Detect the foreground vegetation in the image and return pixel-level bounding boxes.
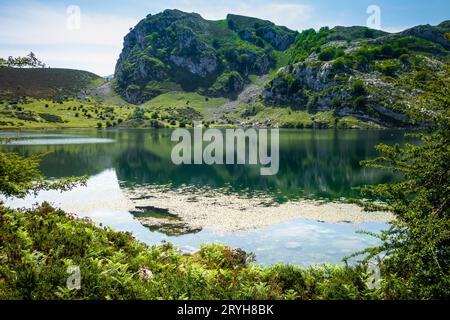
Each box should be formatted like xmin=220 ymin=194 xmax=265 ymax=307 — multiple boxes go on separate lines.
xmin=0 ymin=203 xmax=380 ymax=300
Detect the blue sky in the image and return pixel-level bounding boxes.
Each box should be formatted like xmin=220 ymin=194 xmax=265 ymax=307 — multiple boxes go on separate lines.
xmin=0 ymin=0 xmax=448 ymax=76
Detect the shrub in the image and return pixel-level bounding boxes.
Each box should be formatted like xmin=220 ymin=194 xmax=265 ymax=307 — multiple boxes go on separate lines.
xmin=399 ymin=54 xmax=410 ymax=65
xmin=318 ymin=46 xmax=337 ymax=61
xmin=355 ymin=56 xmax=370 ymax=71
xmin=0 ymin=204 xmax=379 ymax=300
xmin=351 ymin=80 xmax=367 ymax=97
xmin=380 ymin=44 xmax=393 ymax=57
xmin=128 ymin=107 xmax=147 ymax=121
xmin=332 ymin=57 xmax=346 ymax=72
xmin=376 ymin=61 xmax=399 ymax=77
xmin=353 ymin=96 xmax=367 ymax=110
xmin=414 ymin=70 xmax=431 ymax=82
xmin=38 ymin=113 xmax=64 ymax=123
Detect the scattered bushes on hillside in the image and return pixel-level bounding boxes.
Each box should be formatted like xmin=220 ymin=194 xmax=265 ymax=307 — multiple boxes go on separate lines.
xmin=205 ymin=71 xmax=244 ymax=97
xmin=318 ymin=46 xmax=344 ymax=61
xmin=38 ymin=113 xmax=64 ymax=123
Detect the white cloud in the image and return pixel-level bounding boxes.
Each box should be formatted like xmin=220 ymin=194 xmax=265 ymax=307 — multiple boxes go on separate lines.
xmin=0 ymin=1 xmax=315 ymax=75
xmin=0 ymin=3 xmax=137 ymax=75
xmin=0 ymin=4 xmax=137 ymax=46
xmin=168 ymin=0 xmax=314 ymax=30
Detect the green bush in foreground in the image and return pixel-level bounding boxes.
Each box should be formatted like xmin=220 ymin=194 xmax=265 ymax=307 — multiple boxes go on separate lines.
xmin=357 ymin=76 xmax=450 ymax=299
xmin=0 ymin=203 xmax=378 ymax=300
xmin=0 ymin=152 xmax=86 ymax=199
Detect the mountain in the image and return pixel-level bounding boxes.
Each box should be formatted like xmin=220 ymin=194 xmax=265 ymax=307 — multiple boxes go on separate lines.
xmin=0 ymin=68 xmax=101 ymax=100
xmin=262 ymin=22 xmax=450 ymax=126
xmin=114 ymin=9 xmax=296 ymax=103
xmin=114 ymin=10 xmax=449 ymax=127
xmin=1 ymin=11 xmax=448 ymax=129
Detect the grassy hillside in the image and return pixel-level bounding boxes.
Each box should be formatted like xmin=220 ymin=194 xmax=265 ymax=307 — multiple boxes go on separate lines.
xmin=0 ymin=68 xmax=102 ymax=100
xmin=0 ymin=97 xmax=133 ymax=129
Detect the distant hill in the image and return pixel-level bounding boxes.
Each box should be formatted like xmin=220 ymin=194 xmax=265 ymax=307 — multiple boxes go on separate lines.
xmin=263 ymin=21 xmax=450 ymax=126
xmin=0 ymin=68 xmax=102 ymax=100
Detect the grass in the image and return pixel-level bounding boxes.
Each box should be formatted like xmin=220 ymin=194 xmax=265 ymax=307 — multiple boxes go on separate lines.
xmin=0 ymin=93 xmax=381 ymax=130
xmin=140 ymin=92 xmax=229 ymax=126
xmin=240 ymin=105 xmax=380 ymax=129
xmin=0 ymin=68 xmax=101 ymax=100
xmin=0 ymin=98 xmax=132 ymax=129
xmin=143 ymin=92 xmax=229 ymax=111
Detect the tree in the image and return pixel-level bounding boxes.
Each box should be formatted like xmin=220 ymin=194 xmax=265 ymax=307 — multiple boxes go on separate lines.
xmin=0 ymin=151 xmax=87 ymax=199
xmin=358 ymin=76 xmax=450 ymax=299
xmin=128 ymin=107 xmax=147 ymax=121
xmin=2 ymin=52 xmax=46 ymax=68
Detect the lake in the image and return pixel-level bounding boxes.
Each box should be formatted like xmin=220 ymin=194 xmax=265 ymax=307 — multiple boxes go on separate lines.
xmin=0 ymin=129 xmax=411 ymax=266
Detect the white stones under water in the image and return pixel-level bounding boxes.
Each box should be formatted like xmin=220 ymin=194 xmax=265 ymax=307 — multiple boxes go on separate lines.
xmin=125 ymin=185 xmax=393 ymax=234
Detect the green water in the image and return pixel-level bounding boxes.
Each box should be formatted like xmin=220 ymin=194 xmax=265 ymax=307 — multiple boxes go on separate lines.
xmin=0 ymin=129 xmax=414 ymax=265
xmin=0 ymin=129 xmax=410 ymax=202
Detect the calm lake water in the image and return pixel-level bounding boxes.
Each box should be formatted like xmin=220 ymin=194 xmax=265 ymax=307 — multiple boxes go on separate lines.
xmin=0 ymin=129 xmax=412 ymax=266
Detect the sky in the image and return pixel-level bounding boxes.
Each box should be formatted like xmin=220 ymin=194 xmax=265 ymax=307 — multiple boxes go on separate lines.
xmin=0 ymin=0 xmax=449 ymax=76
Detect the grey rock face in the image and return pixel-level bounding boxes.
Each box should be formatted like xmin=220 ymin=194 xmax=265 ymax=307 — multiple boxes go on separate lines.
xmin=170 ymin=54 xmax=218 ymax=77
xmin=400 ymin=24 xmax=450 ymax=50
xmin=259 ymin=28 xmax=296 ymax=51
xmin=263 ymin=58 xmax=415 ymax=125
xmin=114 ymin=10 xmax=285 ymax=103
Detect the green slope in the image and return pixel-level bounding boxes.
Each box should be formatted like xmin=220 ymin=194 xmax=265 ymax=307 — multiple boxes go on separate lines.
xmin=0 ymin=68 xmax=102 ymax=100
